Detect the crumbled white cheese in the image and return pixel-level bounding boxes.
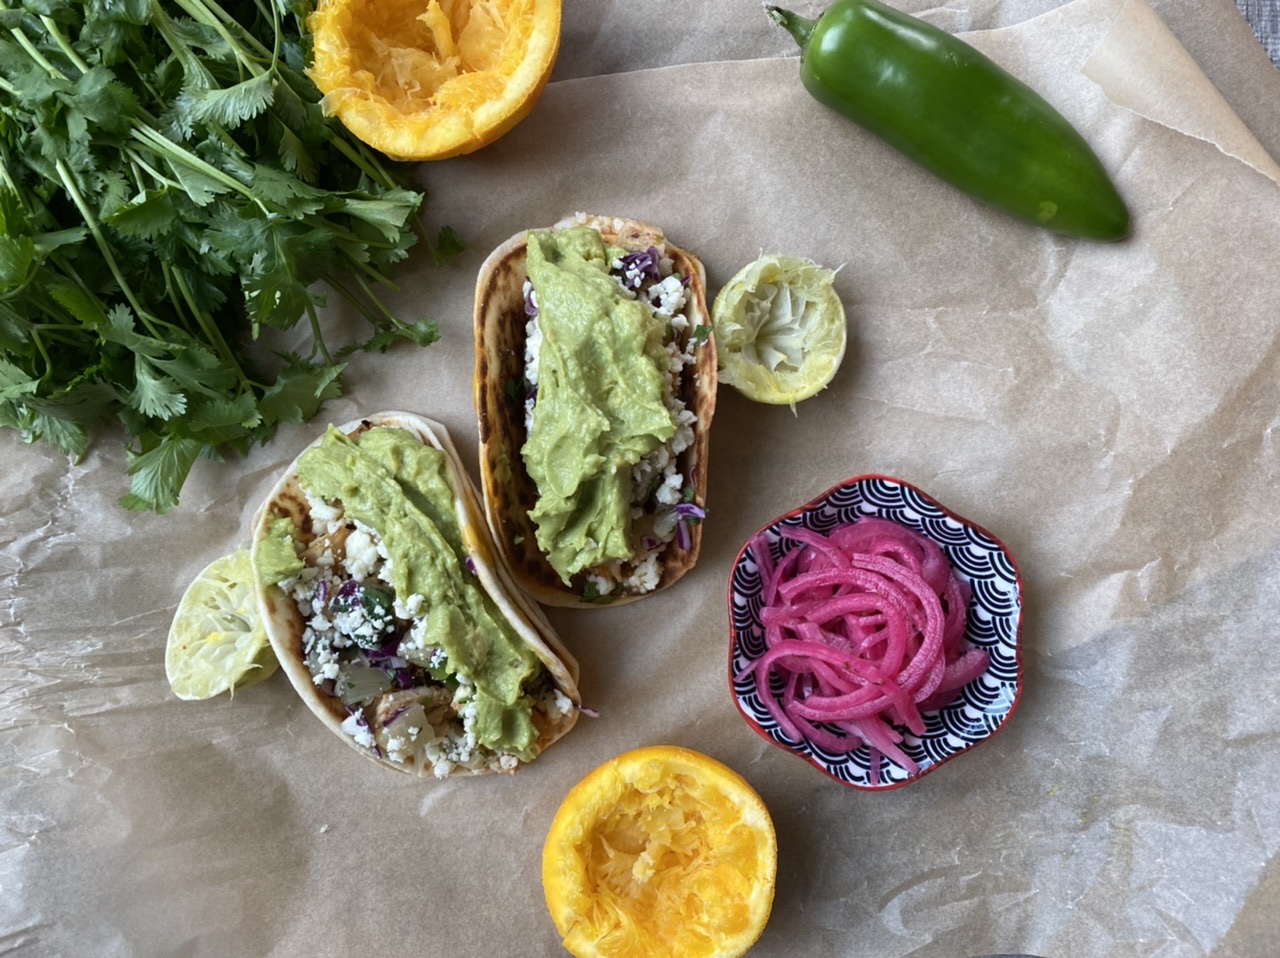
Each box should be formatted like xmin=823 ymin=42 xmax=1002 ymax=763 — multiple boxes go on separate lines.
xmin=655 ymin=469 xmax=684 ymax=506
xmin=524 ymin=311 xmax=543 ymax=388
xmin=624 ymin=552 xmax=662 ymax=593
xmin=340 ymin=712 xmax=375 ymax=748
xmin=648 ymin=275 xmax=688 ymax=317
xmin=385 ymin=735 xmax=408 ymax=763
xmin=305 ymin=492 xmax=343 ymax=533
xmin=551 ymin=689 xmax=573 ymax=719
xmin=343 ymin=524 xmax=378 ymax=580
xmin=395 ymin=592 xmax=425 ymax=619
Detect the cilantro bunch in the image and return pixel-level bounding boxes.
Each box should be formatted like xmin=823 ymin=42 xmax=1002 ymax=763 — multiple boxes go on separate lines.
xmin=0 ymin=0 xmax=461 ymax=511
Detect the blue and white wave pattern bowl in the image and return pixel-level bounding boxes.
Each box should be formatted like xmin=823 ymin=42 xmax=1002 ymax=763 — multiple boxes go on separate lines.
xmin=728 ymin=474 xmax=1024 ymax=790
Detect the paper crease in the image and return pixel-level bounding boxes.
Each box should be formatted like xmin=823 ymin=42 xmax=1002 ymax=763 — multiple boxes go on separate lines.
xmin=1084 ymin=0 xmax=1280 ymax=186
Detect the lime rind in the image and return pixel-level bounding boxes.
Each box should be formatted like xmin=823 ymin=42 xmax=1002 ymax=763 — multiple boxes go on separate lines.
xmin=166 ymin=548 xmax=278 ymax=701
xmin=712 ymin=255 xmax=847 ymax=408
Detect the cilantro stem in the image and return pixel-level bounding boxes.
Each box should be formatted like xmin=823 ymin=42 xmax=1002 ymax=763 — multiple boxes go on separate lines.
xmin=265 ymin=0 xmax=285 ymax=69
xmin=322 ymin=273 xmax=385 ymax=328
xmin=125 ymin=149 xmax=182 ymax=192
xmin=351 ymin=273 xmax=403 ymax=324
xmin=326 ymin=135 xmax=397 ymax=191
xmin=147 ymin=0 xmax=219 ymax=85
xmin=53 ymin=159 xmax=168 ymax=339
xmin=170 ymin=268 xmax=256 ymax=392
xmin=305 ymin=303 xmax=334 ymax=366
xmin=154 ymin=260 xmax=201 ymax=341
xmin=39 ymin=16 xmax=91 ymax=74
xmin=27 ymin=325 xmax=57 ymax=381
xmin=130 ymin=125 xmax=270 ymax=214
xmin=170 ymin=0 xmax=270 ymax=73
xmin=339 ymin=246 xmax=401 ymax=290
xmin=7 ymin=25 xmax=66 ymax=79
xmin=164 ymin=0 xmax=267 ymax=74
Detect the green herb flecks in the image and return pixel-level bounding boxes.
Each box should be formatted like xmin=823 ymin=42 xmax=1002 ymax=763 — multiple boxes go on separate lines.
xmin=579 ymin=578 xmax=619 ymax=605
xmin=0 ymin=0 xmax=460 ymax=512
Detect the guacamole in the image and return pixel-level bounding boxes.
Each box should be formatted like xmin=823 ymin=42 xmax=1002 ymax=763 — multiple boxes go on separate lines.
xmin=286 ymin=426 xmax=544 ymax=759
xmin=522 ymin=227 xmax=679 ymax=584
xmin=257 ymin=515 xmax=305 ymax=585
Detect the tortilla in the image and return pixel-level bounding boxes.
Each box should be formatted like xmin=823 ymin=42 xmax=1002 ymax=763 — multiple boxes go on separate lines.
xmin=250 ymin=411 xmax=581 ymax=777
xmin=473 ymin=213 xmax=718 ymax=608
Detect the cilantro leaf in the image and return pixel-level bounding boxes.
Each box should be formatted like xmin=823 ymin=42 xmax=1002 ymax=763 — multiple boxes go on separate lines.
xmin=0 ymin=236 xmax=37 ymax=291
xmin=0 ymin=360 xmax=39 ymax=401
xmin=19 ymin=407 xmax=91 ymax=460
xmin=353 ymin=319 xmax=441 ymax=355
xmin=343 ymin=192 xmax=422 ymax=244
xmin=185 ymin=72 xmax=275 ymax=127
xmin=122 ymin=434 xmax=205 ymax=513
xmin=130 ymin=355 xmax=188 ymax=420
xmin=105 ymin=189 xmax=180 ymax=240
xmin=257 ymin=360 xmax=345 ymax=427
xmin=429 ymin=224 xmax=466 ymax=266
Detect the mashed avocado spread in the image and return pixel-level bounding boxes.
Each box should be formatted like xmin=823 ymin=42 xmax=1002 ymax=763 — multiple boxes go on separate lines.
xmin=523 ymin=227 xmax=679 ymax=584
xmin=258 ymin=515 xmax=305 ymax=583
xmin=271 ymin=425 xmax=543 ymax=758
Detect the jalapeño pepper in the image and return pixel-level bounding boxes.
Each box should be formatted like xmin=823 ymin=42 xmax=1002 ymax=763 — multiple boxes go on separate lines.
xmin=766 ymin=1 xmax=1130 ymax=241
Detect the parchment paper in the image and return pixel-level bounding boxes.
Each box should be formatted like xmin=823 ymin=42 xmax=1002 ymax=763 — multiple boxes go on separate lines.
xmin=4 ymin=0 xmax=1280 ymax=955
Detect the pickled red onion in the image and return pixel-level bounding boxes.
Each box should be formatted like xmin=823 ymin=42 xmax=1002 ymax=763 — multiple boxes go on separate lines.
xmin=738 ymin=517 xmax=988 ymax=784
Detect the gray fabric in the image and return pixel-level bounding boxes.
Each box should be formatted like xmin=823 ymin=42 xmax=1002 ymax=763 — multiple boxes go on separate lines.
xmin=1237 ymin=0 xmax=1280 ymax=66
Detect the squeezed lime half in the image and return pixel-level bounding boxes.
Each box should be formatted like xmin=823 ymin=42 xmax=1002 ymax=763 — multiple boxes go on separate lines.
xmin=166 ymin=548 xmax=277 ymax=701
xmin=712 ymin=255 xmax=847 ymax=408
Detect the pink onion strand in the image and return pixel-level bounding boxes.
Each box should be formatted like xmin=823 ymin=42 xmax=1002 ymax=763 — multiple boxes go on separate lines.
xmin=747 ymin=518 xmax=989 ymax=784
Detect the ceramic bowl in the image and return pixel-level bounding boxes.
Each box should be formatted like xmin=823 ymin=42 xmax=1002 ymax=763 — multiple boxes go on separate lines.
xmin=728 ymin=474 xmax=1024 ymax=790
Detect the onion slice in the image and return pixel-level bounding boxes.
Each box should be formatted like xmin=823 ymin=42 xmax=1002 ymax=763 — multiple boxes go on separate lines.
xmin=744 ymin=518 xmax=989 ymax=784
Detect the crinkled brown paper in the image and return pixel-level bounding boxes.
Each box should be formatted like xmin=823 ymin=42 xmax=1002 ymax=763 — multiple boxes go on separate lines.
xmin=4 ymin=1 xmax=1279 ymax=955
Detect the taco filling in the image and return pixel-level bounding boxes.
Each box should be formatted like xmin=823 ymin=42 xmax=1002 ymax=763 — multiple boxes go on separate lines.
xmin=257 ymin=424 xmax=575 ymax=777
xmin=519 ymin=225 xmax=710 ymax=599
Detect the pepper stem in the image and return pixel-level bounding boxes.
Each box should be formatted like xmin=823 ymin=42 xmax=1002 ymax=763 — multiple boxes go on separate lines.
xmin=764 ymin=4 xmax=817 ymax=50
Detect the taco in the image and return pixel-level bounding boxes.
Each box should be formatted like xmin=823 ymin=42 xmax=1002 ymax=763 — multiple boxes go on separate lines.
xmin=474 ymin=213 xmax=717 ymax=608
xmin=250 ymin=411 xmax=581 ymax=777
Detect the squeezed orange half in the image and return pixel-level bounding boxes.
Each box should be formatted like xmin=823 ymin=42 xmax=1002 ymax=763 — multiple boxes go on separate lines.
xmin=307 ymin=0 xmax=561 ymax=160
xmin=543 ymin=746 xmax=777 ymax=958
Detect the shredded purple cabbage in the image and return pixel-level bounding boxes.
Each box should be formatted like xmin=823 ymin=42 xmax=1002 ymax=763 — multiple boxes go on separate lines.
xmin=366 ymin=648 xmax=409 ymax=669
xmin=384 ymin=701 xmax=409 ymax=727
xmin=618 ymin=246 xmax=663 ymax=288
xmin=676 ymin=519 xmax=692 ymax=551
xmin=384 ymin=705 xmax=410 ymax=727
xmin=346 ymin=708 xmax=382 ymax=758
xmin=524 ymin=283 xmax=538 ymax=318
xmin=675 ymin=502 xmax=706 ymax=521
